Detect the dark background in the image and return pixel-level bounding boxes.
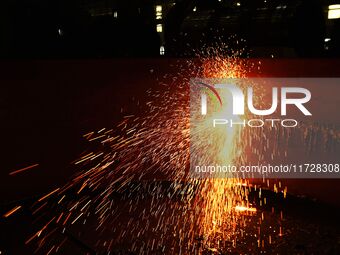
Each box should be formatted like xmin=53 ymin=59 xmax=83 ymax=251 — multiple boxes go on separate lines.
xmin=0 ymin=0 xmax=340 ymax=58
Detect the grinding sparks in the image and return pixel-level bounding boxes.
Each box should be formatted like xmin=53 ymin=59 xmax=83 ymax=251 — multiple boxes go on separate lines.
xmin=19 ymin=49 xmax=258 ymax=253
xmin=6 ymin=43 xmax=340 ymax=254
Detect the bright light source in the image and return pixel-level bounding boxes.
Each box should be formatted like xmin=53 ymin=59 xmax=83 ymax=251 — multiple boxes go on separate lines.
xmin=160 ymin=46 xmax=165 ymax=55
xmin=328 ymin=10 xmax=340 ymax=19
xmin=155 ymin=5 xmax=162 ymax=19
xmin=329 ymin=4 xmax=340 ymax=10
xmin=236 ymin=2 xmax=241 ymax=6
xmin=156 ymin=24 xmax=163 ymax=33
xmin=324 ymin=38 xmax=331 ymax=42
xmin=156 ymin=5 xmax=162 ymax=12
xmin=58 ymin=28 xmax=63 ymax=36
xmin=328 ymin=5 xmax=340 ymax=19
xmin=113 ymin=11 xmax=118 ymax=18
xmin=193 ymin=6 xmax=197 ymax=12
xmin=235 ymin=205 xmax=257 ymax=212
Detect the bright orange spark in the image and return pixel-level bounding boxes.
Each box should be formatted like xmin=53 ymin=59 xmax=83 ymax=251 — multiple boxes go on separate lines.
xmin=3 ymin=205 xmax=22 ymax=218
xmin=9 ymin=163 xmax=39 ymax=176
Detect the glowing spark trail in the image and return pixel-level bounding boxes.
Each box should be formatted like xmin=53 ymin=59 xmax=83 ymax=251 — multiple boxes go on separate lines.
xmin=3 ymin=205 xmax=22 ymax=218
xmin=9 ymin=163 xmax=39 ymax=176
